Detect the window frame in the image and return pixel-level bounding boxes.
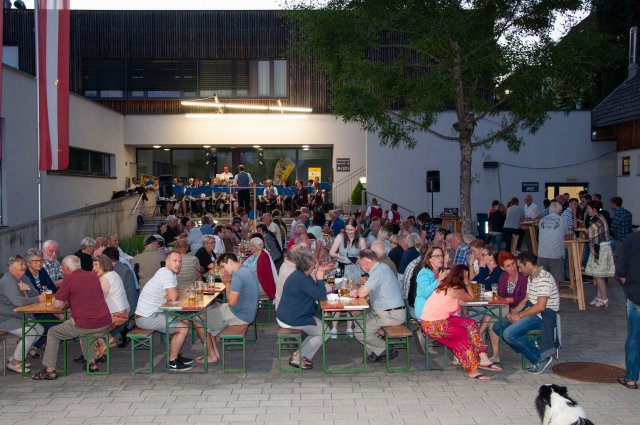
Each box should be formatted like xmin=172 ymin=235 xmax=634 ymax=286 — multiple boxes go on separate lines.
xmin=48 ymin=147 xmax=115 ymax=178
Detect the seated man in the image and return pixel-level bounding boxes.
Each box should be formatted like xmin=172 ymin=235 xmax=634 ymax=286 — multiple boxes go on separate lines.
xmin=135 ymin=251 xmax=216 ymax=370
xmin=259 ymin=180 xmax=279 ymax=214
xmin=33 ymin=255 xmax=112 ymax=380
xmin=493 ymin=252 xmax=560 ymax=374
xmin=132 ymin=235 xmax=165 ymax=287
xmin=204 ymin=253 xmax=260 ymax=361
xmin=349 ymin=249 xmax=406 ymax=363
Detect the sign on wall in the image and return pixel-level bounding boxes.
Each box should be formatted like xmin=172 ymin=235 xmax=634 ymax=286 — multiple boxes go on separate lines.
xmin=308 ymin=167 xmax=321 ymax=181
xmin=336 ymin=158 xmax=350 ymax=172
xmin=522 ymin=182 xmax=539 ymax=193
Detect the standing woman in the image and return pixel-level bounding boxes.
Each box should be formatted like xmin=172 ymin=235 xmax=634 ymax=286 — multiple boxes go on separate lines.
xmin=420 ymin=265 xmax=502 ymax=381
xmin=585 ymin=200 xmax=615 ymax=307
xmin=329 ymin=217 xmax=367 ymax=337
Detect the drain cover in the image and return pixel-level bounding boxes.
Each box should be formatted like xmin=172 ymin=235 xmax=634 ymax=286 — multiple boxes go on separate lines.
xmin=552 ymin=362 xmax=625 ymax=383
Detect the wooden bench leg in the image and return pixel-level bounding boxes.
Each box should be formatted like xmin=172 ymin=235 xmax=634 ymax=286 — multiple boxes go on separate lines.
xmin=85 ymin=333 xmax=111 ymax=375
xmin=277 ymin=333 xmax=302 ymax=373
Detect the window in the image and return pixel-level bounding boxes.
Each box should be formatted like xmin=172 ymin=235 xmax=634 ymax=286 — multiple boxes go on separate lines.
xmin=622 ymin=156 xmax=630 ymax=176
xmin=81 ymin=59 xmax=288 ymax=99
xmin=2 ymin=45 xmax=19 ymax=68
xmin=49 ymin=147 xmax=113 ymax=177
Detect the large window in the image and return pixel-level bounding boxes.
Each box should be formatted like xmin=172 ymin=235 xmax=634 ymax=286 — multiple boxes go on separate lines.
xmin=49 ymin=147 xmax=113 ymax=177
xmin=82 ymin=59 xmax=288 ymax=99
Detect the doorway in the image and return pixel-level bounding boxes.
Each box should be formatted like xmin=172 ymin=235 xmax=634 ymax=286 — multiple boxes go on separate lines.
xmin=545 ymin=183 xmax=589 ymax=201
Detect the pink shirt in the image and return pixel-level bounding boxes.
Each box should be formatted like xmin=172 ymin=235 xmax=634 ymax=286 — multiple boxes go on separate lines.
xmin=420 ymin=289 xmax=461 ymax=322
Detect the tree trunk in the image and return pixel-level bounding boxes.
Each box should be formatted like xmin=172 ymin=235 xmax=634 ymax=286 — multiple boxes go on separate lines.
xmin=459 ymin=136 xmax=473 ymax=235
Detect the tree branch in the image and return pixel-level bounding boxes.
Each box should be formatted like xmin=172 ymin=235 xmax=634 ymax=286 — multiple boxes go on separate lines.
xmin=388 ymin=111 xmax=458 ymax=141
xmin=471 ymin=120 xmax=519 ymax=148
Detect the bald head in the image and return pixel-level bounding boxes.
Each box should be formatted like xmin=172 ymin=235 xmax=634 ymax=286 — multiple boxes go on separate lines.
xmin=371 ymin=241 xmax=386 ymax=258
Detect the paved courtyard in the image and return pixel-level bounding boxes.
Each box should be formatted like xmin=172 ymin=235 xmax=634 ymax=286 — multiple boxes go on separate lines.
xmin=1 ymin=282 xmax=637 ymax=425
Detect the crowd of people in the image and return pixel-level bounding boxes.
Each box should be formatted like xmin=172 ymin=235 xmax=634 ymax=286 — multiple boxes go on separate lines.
xmin=0 ymin=188 xmax=637 ymax=389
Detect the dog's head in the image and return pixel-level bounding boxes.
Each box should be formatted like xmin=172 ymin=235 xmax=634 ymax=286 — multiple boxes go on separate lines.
xmin=535 ymin=384 xmax=593 ymax=425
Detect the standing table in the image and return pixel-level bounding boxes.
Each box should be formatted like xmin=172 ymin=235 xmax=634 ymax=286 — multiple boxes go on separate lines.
xmin=159 ymin=289 xmax=221 ymax=373
xmin=561 ymin=238 xmax=587 ymax=311
xmin=13 ymin=302 xmax=67 ymax=377
xmin=519 ymin=221 xmax=539 ymax=256
xmin=320 ymin=298 xmax=369 ymax=373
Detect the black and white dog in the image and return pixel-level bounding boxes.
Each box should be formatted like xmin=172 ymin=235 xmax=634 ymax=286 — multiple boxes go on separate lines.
xmin=535 ymin=384 xmax=594 ymax=425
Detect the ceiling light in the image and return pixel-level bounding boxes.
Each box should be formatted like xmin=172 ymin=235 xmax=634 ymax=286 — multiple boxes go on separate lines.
xmin=303 ymin=147 xmax=310 ymax=151
xmin=182 ymin=100 xmax=312 ymax=113
xmin=253 ymin=145 xmax=261 ymax=149
xmin=301 ymin=145 xmax=310 ymax=148
xmin=225 ymin=104 xmax=269 ymax=110
xmin=163 ymin=148 xmax=170 ymax=151
xmin=185 ymin=113 xmax=309 ymax=120
xmin=181 ymin=100 xmax=223 ymax=108
xmin=268 ymin=106 xmax=313 ymax=113
xmin=153 ymin=145 xmax=161 ymax=149
xmin=203 ymin=145 xmax=211 ymax=148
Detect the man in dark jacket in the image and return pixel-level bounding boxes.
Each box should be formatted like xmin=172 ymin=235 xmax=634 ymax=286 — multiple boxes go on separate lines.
xmin=616 ymin=231 xmax=640 ymax=389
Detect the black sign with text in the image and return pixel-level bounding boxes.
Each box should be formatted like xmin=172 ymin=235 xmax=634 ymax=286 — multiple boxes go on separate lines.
xmin=522 ymin=182 xmax=539 ymax=193
xmin=336 ymin=158 xmax=350 ymax=172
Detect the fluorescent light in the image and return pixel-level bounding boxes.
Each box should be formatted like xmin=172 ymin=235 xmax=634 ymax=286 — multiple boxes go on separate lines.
xmin=163 ymin=148 xmax=170 ymax=151
xmin=268 ymin=106 xmax=313 ymax=113
xmin=185 ymin=113 xmax=309 ymax=120
xmin=253 ymin=145 xmax=261 ymax=148
xmin=224 ymin=103 xmax=269 ymax=110
xmin=153 ymin=145 xmax=161 ymax=149
xmin=301 ymin=145 xmax=310 ymax=148
xmin=181 ymin=100 xmax=223 ymax=107
xmin=303 ymin=147 xmax=310 ymax=151
xmin=203 ymin=145 xmax=211 ymax=148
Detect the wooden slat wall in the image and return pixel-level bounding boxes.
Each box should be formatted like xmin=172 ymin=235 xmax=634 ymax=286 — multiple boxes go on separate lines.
xmin=3 ymin=9 xmax=330 ymax=114
xmin=596 ymin=120 xmax=640 ymax=151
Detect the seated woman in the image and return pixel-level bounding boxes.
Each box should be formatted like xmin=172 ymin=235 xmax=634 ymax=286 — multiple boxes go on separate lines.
xmin=420 ymin=264 xmax=502 ymax=381
xmin=412 ymin=246 xmax=447 ymax=320
xmin=85 ymin=255 xmax=130 ymax=369
xmin=276 ymin=246 xmax=334 ymax=369
xmin=0 ymin=255 xmax=46 ymax=373
xmin=23 ymin=248 xmax=58 ymax=357
xmin=487 ymin=251 xmax=528 ymax=362
xmin=475 ymin=246 xmax=506 ymax=337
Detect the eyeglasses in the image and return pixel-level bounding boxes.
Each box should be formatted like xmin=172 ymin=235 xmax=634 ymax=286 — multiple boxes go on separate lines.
xmin=30 ymin=259 xmax=43 ymax=263
xmin=430 ymin=254 xmax=443 ymax=258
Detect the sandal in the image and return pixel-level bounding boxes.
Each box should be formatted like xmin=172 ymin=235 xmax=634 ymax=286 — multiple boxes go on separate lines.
xmin=27 ymin=348 xmax=41 ymax=358
xmin=468 ymin=373 xmax=493 ymax=381
xmin=618 ymin=378 xmax=638 ymax=389
xmin=478 ymin=362 xmax=503 ymax=372
xmin=6 ymin=362 xmax=30 ymax=374
xmin=195 ymin=355 xmax=219 ymax=365
xmin=32 ymin=369 xmax=58 ymax=380
xmin=85 ymin=362 xmax=99 ymax=372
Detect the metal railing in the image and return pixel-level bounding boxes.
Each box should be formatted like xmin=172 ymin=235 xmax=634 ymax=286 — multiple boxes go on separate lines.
xmin=331 ymin=166 xmax=366 ymax=208
xmin=362 ymin=190 xmax=415 ymax=218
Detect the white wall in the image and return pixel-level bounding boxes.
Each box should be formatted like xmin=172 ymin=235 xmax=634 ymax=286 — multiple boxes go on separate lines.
xmin=1 ymin=67 xmax=128 ymax=227
xmin=366 ymin=111 xmax=618 ymax=223
xmin=617 ymin=149 xmax=640 ymax=222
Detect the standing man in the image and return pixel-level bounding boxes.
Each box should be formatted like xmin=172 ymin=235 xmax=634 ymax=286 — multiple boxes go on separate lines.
xmin=561 ymin=198 xmax=578 ymax=238
xmin=616 ymin=231 xmax=640 ymax=389
xmin=523 ymin=194 xmax=541 ymax=220
xmin=185 ymin=220 xmax=204 ymax=253
xmin=33 ymin=256 xmax=113 ymax=379
xmin=132 ymin=235 xmax=165 ymax=286
xmin=349 ymin=249 xmax=406 ymax=363
xmin=610 ymin=196 xmax=633 ymax=257
xmin=537 ymin=202 xmax=567 ymax=285
xmin=233 ymin=164 xmax=254 ymax=213
xmin=493 ymin=252 xmax=560 ymax=374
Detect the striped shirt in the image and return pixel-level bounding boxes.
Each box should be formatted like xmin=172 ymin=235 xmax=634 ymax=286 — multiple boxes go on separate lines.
xmin=560 ymin=208 xmax=574 ymax=236
xmin=526 ymin=268 xmax=560 ymax=312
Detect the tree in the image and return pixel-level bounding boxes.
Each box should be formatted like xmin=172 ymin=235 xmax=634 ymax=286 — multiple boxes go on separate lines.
xmin=287 ymin=0 xmax=611 ymax=233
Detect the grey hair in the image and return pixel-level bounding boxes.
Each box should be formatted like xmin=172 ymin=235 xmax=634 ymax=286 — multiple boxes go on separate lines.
xmin=289 ymin=246 xmax=316 ymax=271
xmin=42 ymin=240 xmax=59 ymax=250
xmin=7 ymin=255 xmax=26 ymax=269
xmin=549 ymin=201 xmax=563 ymax=215
xmin=370 ymin=241 xmax=386 ymax=257
xmin=25 ymin=248 xmax=43 ymax=263
xmin=201 ymin=235 xmax=215 ymax=246
xmin=62 ymin=255 xmax=82 ymax=271
xmin=377 ymin=227 xmax=390 ymax=241
xmin=80 ymin=237 xmax=97 ymax=249
xmin=285 ymin=243 xmax=307 ymax=261
xmin=249 ymin=237 xmax=264 ymax=249
xmin=406 ymin=233 xmax=422 ymax=248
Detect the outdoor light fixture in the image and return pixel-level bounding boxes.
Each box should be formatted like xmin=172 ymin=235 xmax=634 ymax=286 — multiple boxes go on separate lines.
xmin=181 ymin=98 xmax=312 ymax=114
xmin=359 ymin=177 xmax=367 ymax=185
xmin=152 ymin=145 xmax=161 ymax=149
xmin=185 ymin=113 xmax=308 ymax=120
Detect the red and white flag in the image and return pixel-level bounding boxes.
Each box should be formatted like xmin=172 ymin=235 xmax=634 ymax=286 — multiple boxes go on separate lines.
xmin=38 ymin=0 xmax=70 ymax=170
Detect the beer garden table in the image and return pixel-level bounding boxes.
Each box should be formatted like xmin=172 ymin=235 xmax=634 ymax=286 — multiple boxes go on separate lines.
xmin=320 ymin=298 xmax=369 ymax=374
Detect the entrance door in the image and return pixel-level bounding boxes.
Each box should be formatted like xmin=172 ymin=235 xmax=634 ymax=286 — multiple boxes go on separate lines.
xmin=545 ymin=183 xmax=589 ymax=201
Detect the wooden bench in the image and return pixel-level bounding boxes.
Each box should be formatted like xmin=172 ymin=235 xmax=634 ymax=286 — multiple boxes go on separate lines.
xmin=256 ymin=297 xmax=274 ymax=326
xmin=0 ymin=331 xmax=9 ymax=376
xmin=220 ymin=324 xmax=248 ymax=373
xmin=128 ymin=327 xmax=155 ymax=374
xmin=382 ymin=325 xmax=412 ymax=372
xmin=276 ymin=327 xmax=302 ymax=373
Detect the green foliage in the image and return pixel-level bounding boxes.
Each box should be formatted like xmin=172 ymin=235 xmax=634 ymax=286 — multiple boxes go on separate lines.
xmin=351 ymin=182 xmax=364 ymax=205
xmin=119 ymin=235 xmax=145 ymax=257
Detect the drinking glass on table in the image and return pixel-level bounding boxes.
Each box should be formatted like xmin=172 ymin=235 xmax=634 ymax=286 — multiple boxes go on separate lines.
xmin=491 ymin=283 xmax=498 ymax=300
xmin=187 ymin=290 xmax=197 ymax=304
xmin=44 ymin=290 xmax=53 ymax=307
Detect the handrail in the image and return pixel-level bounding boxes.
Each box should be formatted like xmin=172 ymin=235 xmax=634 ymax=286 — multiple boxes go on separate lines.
xmin=363 ymin=190 xmax=415 ymax=217
xmin=130 ymin=193 xmax=146 ymax=215
xmin=332 ymin=166 xmax=366 ymax=190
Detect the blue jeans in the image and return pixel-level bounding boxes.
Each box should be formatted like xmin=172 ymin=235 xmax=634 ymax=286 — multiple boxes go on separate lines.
xmin=625 ymin=299 xmax=640 ymax=381
xmin=493 ymin=314 xmax=541 ymax=364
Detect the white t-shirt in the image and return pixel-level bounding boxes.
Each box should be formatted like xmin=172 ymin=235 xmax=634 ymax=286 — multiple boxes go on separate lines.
xmin=135 ymin=267 xmax=176 ymax=317
xmin=103 ymin=271 xmax=130 ymax=313
xmin=213 ymin=234 xmax=225 ymax=255
xmin=524 ymin=202 xmax=541 ymax=219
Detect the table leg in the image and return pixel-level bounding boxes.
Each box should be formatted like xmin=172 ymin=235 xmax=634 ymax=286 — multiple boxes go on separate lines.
xmin=572 ymin=244 xmax=586 ymax=311
xmin=321 ymin=309 xmax=327 ymax=373
xmin=529 ymin=226 xmax=538 ymax=256
xmin=165 ymin=315 xmax=171 ymax=371
xmin=202 ymin=312 xmax=208 ymax=374
xmin=21 ymin=313 xmax=27 ymax=377
xmin=362 ymin=310 xmax=367 ymax=371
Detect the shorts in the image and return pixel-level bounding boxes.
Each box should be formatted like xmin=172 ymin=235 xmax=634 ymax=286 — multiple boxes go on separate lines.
xmin=206 ymin=303 xmax=247 ymax=336
xmin=136 ymin=312 xmax=177 ymax=334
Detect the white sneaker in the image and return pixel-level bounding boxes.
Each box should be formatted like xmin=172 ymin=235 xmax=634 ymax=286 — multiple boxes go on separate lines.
xmin=330 ymin=328 xmax=338 ymax=339
xmin=346 ymin=328 xmax=354 ymax=338
xmin=589 ymin=298 xmax=601 ymax=306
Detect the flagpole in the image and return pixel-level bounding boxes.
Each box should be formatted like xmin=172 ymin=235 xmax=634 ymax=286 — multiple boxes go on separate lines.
xmin=35 ymin=0 xmax=43 ymax=249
